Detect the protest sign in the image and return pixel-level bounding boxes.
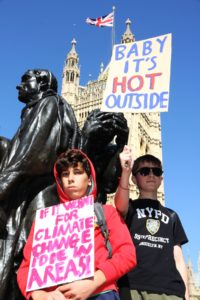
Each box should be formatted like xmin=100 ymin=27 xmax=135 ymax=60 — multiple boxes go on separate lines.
xmin=26 ymin=195 xmax=94 ymax=291
xmin=101 ymin=33 xmax=172 ymax=113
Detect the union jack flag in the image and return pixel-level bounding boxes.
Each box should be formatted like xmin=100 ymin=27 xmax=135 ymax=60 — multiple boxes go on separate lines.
xmin=86 ymin=12 xmax=114 ymax=27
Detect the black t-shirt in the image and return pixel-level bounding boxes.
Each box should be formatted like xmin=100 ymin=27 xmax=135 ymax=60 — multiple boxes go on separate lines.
xmin=120 ymin=199 xmax=188 ymax=298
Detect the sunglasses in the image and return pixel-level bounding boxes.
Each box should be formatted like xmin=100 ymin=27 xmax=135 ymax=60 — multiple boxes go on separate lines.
xmin=135 ymin=167 xmax=163 ymax=177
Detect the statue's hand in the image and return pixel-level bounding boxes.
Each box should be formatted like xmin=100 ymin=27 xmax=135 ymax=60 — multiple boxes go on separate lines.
xmin=112 ymin=113 xmax=129 ymax=148
xmin=82 ymin=109 xmax=117 ymax=147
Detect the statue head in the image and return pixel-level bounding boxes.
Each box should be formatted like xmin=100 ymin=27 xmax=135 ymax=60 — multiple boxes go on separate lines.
xmin=16 ymin=69 xmax=58 ymax=103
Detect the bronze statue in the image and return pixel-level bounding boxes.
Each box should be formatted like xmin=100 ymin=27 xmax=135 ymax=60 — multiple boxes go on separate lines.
xmin=0 ymin=69 xmax=81 ymax=299
xmin=0 ymin=69 xmax=129 ymax=300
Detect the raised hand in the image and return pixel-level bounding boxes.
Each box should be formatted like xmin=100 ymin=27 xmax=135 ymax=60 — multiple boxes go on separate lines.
xmin=119 ymin=145 xmax=134 ymax=173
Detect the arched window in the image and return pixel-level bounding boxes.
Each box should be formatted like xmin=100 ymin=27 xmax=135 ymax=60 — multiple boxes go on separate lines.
xmin=66 ymin=72 xmax=69 ymax=82
xmin=70 ymin=72 xmax=74 ymax=82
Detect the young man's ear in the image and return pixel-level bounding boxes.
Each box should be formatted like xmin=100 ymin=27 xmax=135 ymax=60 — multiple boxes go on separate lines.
xmin=88 ymin=177 xmax=92 ymax=186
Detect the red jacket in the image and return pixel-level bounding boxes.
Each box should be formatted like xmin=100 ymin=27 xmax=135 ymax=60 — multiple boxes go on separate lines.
xmin=17 ymin=149 xmax=136 ymax=299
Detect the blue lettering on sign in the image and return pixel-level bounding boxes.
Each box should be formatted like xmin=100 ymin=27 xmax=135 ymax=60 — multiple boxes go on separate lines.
xmin=142 ymin=40 xmax=152 ymax=56
xmin=149 ymin=93 xmax=160 ymax=109
xmin=147 ymin=56 xmax=157 ymax=71
xmin=127 ymin=43 xmax=139 ymax=58
xmin=124 ymin=60 xmax=129 ymax=73
xmin=156 ymin=35 xmax=168 ymax=53
xmin=114 ymin=35 xmax=169 ymax=62
xmin=105 ymin=94 xmax=116 ymax=108
xmin=124 ymin=56 xmax=158 ymax=74
xmin=115 ymin=45 xmax=127 ymax=60
xmin=159 ymin=91 xmax=168 ymax=108
xmin=104 ymin=91 xmax=168 ymax=111
xmin=132 ymin=58 xmax=145 ymax=72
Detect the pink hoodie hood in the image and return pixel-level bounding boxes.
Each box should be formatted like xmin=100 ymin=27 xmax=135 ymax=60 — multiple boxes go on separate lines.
xmin=54 ymin=149 xmax=97 ymax=203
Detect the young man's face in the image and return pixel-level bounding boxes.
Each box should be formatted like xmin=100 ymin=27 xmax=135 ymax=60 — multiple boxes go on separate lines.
xmin=61 ymin=162 xmax=91 ymax=200
xmin=132 ymin=161 xmax=163 ymax=194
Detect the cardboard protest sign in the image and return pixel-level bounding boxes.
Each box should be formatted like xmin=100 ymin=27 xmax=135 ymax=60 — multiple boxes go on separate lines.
xmin=101 ymin=33 xmax=172 ymax=113
xmin=26 ymin=195 xmax=94 ymax=291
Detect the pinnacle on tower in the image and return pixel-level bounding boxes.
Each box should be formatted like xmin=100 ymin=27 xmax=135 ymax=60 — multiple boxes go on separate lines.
xmin=121 ymin=18 xmax=135 ymax=44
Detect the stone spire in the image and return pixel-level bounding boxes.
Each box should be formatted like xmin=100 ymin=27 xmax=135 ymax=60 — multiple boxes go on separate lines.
xmin=121 ymin=18 xmax=135 ymax=44
xmin=99 ymin=62 xmax=104 ymax=74
xmin=198 ymin=252 xmax=200 ymax=273
xmin=67 ymin=38 xmax=78 ymax=62
xmin=61 ymin=38 xmax=80 ymax=105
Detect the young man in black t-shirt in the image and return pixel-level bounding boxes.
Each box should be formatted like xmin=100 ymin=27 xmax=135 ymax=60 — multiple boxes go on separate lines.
xmin=115 ymin=146 xmax=189 ymax=300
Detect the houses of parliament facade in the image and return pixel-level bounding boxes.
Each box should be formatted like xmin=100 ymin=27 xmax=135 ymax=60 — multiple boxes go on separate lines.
xmin=60 ymin=19 xmax=200 ymax=299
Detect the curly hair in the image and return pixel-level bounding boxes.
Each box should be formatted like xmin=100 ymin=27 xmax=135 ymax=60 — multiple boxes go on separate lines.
xmin=55 ymin=149 xmax=91 ymax=179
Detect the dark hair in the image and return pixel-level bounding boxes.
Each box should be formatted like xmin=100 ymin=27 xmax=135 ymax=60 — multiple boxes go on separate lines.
xmin=56 ymin=149 xmax=91 ymax=179
xmin=132 ymin=154 xmax=163 ymax=176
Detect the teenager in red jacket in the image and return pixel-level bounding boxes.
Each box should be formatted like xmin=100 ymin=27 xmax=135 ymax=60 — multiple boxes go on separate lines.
xmin=17 ymin=149 xmax=136 ymax=300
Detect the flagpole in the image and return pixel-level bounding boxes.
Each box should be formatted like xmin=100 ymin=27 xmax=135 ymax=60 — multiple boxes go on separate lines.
xmin=112 ymin=6 xmax=115 ymax=51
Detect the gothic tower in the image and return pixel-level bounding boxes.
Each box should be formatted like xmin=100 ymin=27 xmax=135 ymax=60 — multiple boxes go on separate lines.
xmin=61 ymin=19 xmax=164 ymax=204
xmin=121 ymin=18 xmax=135 ymax=43
xmin=61 ymin=38 xmax=80 ymax=105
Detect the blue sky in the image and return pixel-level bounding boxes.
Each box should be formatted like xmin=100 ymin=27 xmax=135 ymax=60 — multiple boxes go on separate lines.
xmin=0 ymin=0 xmax=200 ymax=270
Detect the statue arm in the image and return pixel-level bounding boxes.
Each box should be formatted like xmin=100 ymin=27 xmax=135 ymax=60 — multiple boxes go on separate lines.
xmin=81 ymin=109 xmax=129 ymax=201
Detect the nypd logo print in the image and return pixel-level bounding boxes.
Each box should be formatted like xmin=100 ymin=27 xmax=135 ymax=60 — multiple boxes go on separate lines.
xmin=146 ymin=219 xmax=160 ymax=235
